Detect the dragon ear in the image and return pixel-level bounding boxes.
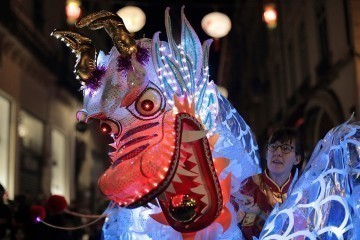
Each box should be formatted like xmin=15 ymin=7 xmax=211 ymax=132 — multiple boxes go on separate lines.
xmin=76 ymin=10 xmax=137 ymax=58
xmin=51 ymin=30 xmax=97 ymax=82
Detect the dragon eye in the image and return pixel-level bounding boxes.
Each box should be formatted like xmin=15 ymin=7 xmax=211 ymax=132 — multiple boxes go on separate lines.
xmin=99 ymin=119 xmax=121 ymax=136
xmin=135 ymin=89 xmax=162 ymax=116
xmin=100 ymin=123 xmax=112 ymax=134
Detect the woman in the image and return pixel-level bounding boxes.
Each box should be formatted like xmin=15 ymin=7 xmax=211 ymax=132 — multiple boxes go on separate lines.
xmin=233 ymin=128 xmax=304 ymax=240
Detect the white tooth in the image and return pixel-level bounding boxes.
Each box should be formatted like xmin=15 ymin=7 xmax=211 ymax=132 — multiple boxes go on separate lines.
xmin=178 ymin=161 xmax=185 ymax=168
xmin=172 ymin=174 xmax=182 ymax=183
xmin=177 ymin=166 xmax=197 ymax=176
xmin=200 ymin=204 xmax=210 ymax=214
xmin=191 ymin=185 xmax=206 ymax=195
xmin=191 ymin=164 xmax=200 ymax=174
xmin=188 ymin=155 xmax=197 ymax=163
xmin=109 ymin=142 xmax=117 ymax=148
xmin=200 ymin=194 xmax=209 ymax=205
xmin=181 ymin=130 xmax=208 ymax=142
xmin=165 ymin=183 xmax=176 ymax=194
xmin=194 ymin=176 xmax=203 ymax=184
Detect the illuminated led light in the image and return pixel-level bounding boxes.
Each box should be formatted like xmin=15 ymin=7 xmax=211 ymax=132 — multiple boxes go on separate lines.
xmin=263 ymin=3 xmax=277 ymax=29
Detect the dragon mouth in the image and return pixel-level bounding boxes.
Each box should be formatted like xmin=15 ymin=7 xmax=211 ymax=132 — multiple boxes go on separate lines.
xmin=157 ymin=113 xmax=223 ymax=232
xmin=98 ymin=111 xmax=223 ymax=223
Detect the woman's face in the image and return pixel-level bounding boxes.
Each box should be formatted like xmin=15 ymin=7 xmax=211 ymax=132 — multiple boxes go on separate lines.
xmin=266 ymin=139 xmax=300 ymax=179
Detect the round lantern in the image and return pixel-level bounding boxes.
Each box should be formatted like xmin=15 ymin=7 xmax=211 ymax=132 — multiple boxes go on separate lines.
xmin=116 ymin=6 xmax=146 ymax=33
xmin=201 ymin=12 xmax=232 ymax=39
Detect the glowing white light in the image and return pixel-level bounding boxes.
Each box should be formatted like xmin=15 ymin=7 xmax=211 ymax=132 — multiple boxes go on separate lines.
xmin=201 ymin=12 xmax=232 ymax=38
xmin=116 ymin=6 xmax=146 ymax=33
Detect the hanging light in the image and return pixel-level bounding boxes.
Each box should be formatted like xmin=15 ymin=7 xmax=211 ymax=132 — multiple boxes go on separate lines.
xmin=66 ymin=0 xmax=81 ymax=25
xmin=116 ymin=6 xmax=146 ymax=33
xmin=263 ymin=3 xmax=277 ymax=29
xmin=201 ymin=12 xmax=232 ymax=39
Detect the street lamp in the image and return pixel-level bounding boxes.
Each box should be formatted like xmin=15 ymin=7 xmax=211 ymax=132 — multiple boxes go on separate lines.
xmin=263 ymin=3 xmax=277 ymax=29
xmin=116 ymin=6 xmax=146 ymax=33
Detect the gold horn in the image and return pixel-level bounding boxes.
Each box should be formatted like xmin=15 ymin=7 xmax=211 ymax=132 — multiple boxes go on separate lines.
xmin=76 ymin=10 xmax=137 ymax=57
xmin=51 ymin=30 xmax=96 ymax=82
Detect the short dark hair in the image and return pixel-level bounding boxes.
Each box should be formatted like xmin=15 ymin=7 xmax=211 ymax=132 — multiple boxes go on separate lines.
xmin=268 ymin=127 xmax=304 ymax=163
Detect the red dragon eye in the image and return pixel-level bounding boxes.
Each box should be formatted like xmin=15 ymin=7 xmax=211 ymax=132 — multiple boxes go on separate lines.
xmin=135 ymin=88 xmax=162 ymax=116
xmin=100 ymin=123 xmax=112 ymax=134
xmin=141 ymin=99 xmax=154 ymax=112
xmin=99 ymin=119 xmax=121 ymax=136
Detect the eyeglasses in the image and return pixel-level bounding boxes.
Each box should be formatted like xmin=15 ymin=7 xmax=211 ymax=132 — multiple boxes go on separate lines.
xmin=267 ymin=143 xmax=295 ymax=154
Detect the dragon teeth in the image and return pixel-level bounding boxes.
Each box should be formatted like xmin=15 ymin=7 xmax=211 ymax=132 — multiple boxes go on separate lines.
xmin=200 ymin=195 xmax=210 ymax=214
xmin=109 ymin=142 xmax=117 ymax=149
xmin=176 ymin=165 xmax=197 ymax=176
xmin=178 ymin=161 xmax=185 ymax=168
xmin=172 ymin=174 xmax=182 ymax=183
xmin=190 ymin=185 xmax=206 ymax=195
xmin=191 ymin=164 xmax=200 ymax=173
xmin=165 ymin=183 xmax=176 ymax=194
xmin=193 ymin=176 xmax=202 ymax=184
xmin=187 ymin=155 xmax=197 ymax=163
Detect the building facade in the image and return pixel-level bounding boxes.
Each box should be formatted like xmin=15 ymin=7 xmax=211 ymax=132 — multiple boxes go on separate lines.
xmin=223 ymin=0 xmax=359 ymax=163
xmin=0 ymin=0 xmax=108 ymax=209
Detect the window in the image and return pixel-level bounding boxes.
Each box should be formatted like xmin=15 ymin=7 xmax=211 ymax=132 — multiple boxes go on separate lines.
xmin=18 ymin=111 xmax=44 ymax=195
xmin=51 ymin=129 xmax=67 ymax=196
xmin=0 ymin=95 xmax=11 ymax=187
xmin=18 ymin=111 xmax=44 ymax=155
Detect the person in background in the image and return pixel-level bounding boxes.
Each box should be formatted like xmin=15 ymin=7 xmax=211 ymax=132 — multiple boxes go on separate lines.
xmin=0 ymin=183 xmax=12 ymax=239
xmin=232 ymin=127 xmax=304 ymax=240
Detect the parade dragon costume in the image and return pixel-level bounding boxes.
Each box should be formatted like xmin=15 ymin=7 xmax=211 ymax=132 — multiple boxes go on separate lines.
xmin=52 ymin=8 xmax=360 ymax=240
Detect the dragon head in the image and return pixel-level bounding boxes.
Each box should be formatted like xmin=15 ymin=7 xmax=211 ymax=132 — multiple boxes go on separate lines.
xmin=52 ymin=8 xmax=229 ymax=233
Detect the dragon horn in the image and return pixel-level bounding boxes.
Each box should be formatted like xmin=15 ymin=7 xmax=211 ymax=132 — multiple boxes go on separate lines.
xmin=51 ymin=30 xmax=96 ymax=82
xmin=76 ymin=10 xmax=137 ymax=57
